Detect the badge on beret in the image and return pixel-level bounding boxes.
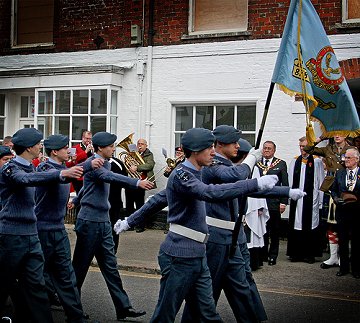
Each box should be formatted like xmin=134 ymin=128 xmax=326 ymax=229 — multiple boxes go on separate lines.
xmin=175 ymin=167 xmax=189 ymax=182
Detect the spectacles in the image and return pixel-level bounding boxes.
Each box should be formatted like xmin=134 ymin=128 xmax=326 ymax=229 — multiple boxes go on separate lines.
xmin=344 ymin=156 xmax=356 ymax=159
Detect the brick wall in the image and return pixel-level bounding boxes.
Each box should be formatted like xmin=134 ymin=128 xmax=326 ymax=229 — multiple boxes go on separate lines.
xmin=340 ymin=58 xmax=360 ymax=80
xmin=0 ymin=0 xmax=357 ymax=55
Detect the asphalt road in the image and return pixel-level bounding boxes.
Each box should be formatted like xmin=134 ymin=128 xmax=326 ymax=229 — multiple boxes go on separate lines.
xmin=51 ymin=266 xmax=360 ymax=323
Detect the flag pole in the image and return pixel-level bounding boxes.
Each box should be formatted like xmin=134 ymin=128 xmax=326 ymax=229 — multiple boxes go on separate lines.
xmin=230 ymin=81 xmax=275 ymax=258
xmin=254 ymin=82 xmax=275 ymax=149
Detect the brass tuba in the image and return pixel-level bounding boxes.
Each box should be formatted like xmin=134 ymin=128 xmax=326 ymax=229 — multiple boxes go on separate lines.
xmin=117 ymin=133 xmax=146 ymax=179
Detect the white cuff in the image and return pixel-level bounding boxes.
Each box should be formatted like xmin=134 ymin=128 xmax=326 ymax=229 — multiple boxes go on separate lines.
xmin=242 ymin=154 xmax=256 ymax=170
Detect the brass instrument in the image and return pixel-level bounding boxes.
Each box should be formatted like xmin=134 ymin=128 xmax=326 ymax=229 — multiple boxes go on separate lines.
xmin=163 ymin=155 xmax=185 ymax=178
xmin=117 ymin=133 xmax=146 ymax=179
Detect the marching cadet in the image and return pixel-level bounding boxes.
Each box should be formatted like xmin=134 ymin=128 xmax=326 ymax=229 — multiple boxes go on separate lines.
xmin=35 ymin=134 xmax=103 ymax=323
xmin=0 ymin=128 xmax=83 ymax=323
xmin=115 ymin=127 xmax=279 ymax=322
xmin=69 ymin=131 xmax=153 ymax=321
xmin=0 ymin=146 xmax=13 ymax=167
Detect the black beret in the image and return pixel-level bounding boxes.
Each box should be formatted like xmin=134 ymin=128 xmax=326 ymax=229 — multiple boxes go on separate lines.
xmin=44 ymin=135 xmax=69 ymax=150
xmin=0 ymin=146 xmax=12 ymax=158
xmin=181 ymin=128 xmax=215 ymax=152
xmin=12 ymin=128 xmax=43 ymax=148
xmin=92 ymin=132 xmax=117 ymax=147
xmin=213 ymin=125 xmax=242 ymax=144
xmin=238 ymin=138 xmax=252 ymax=153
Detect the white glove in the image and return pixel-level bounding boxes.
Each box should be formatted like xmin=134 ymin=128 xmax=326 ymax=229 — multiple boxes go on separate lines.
xmin=114 ymin=219 xmax=130 ymax=235
xmin=257 ymin=175 xmax=278 ymax=190
xmin=242 ymin=148 xmax=262 ymax=169
xmin=289 ymin=189 xmax=307 ymax=201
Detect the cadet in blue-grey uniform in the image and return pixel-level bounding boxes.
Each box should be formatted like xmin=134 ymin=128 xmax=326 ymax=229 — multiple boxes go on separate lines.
xmin=0 ymin=128 xmax=83 ymax=323
xmin=115 ymin=127 xmax=305 ymax=323
xmin=69 ymin=131 xmax=153 ymax=321
xmin=35 ymin=134 xmax=103 ymax=323
xmin=116 ymin=128 xmax=279 ymax=323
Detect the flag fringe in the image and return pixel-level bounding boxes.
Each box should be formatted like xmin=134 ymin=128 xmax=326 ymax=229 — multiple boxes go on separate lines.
xmin=310 ymin=115 xmax=360 ymax=138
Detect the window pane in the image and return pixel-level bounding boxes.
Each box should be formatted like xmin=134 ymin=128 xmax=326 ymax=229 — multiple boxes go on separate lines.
xmin=0 ymin=119 xmax=4 ymax=139
xmin=38 ymin=91 xmax=53 ymax=114
xmin=175 ymin=133 xmax=184 ymax=149
xmin=110 ymin=116 xmax=117 ymax=134
xmin=193 ymin=0 xmax=248 ymax=32
xmin=38 ymin=116 xmax=52 ymax=138
xmin=195 ymin=106 xmax=213 ymax=129
xmin=55 ymin=91 xmax=70 ymax=114
xmin=0 ymin=94 xmax=4 ymax=116
xmin=91 ymin=90 xmax=107 ymax=114
xmin=237 ymin=105 xmax=255 ymax=131
xmin=54 ymin=116 xmax=70 ymax=135
xmin=73 ymin=90 xmax=89 ymax=114
xmin=90 ymin=116 xmax=106 ymax=134
xmin=215 ymin=106 xmax=234 ymax=126
xmin=111 ymin=90 xmax=117 ymax=115
xmin=241 ymin=133 xmax=255 ymax=146
xmin=72 ymin=117 xmax=88 ymax=140
xmin=21 ymin=96 xmax=28 ymax=117
xmin=176 ymin=106 xmax=193 ymax=131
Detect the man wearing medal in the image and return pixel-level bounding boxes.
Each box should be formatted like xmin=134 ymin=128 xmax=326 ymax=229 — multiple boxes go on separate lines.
xmin=256 ymin=141 xmax=289 ymax=266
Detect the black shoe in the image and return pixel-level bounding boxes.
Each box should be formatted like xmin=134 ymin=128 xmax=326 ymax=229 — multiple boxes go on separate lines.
xmin=352 ymin=272 xmax=360 ymax=279
xmin=136 ymin=228 xmax=145 ymax=233
xmin=304 ymin=257 xmax=315 ymax=264
xmin=117 ymin=308 xmax=146 ymax=320
xmin=268 ymin=258 xmax=276 ymax=266
xmin=320 ymin=262 xmax=338 ymax=269
xmin=336 ymin=270 xmax=349 ymax=277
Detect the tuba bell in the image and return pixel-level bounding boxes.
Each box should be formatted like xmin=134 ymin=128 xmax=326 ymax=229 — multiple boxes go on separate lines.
xmin=117 ymin=133 xmax=146 ymax=179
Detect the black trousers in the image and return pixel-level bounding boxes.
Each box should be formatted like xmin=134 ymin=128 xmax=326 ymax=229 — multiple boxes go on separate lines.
xmin=125 ymin=188 xmax=146 ymax=228
xmin=262 ymin=208 xmax=281 ymax=261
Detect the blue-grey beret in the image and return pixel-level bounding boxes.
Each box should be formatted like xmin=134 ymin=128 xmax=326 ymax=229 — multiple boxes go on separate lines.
xmin=181 ymin=128 xmax=215 ymax=152
xmin=238 ymin=138 xmax=252 ymax=153
xmin=92 ymin=132 xmax=117 ymax=147
xmin=0 ymin=146 xmax=12 ymax=158
xmin=213 ymin=125 xmax=242 ymax=144
xmin=44 ymin=134 xmax=69 ymax=150
xmin=12 ymin=128 xmax=43 ymax=147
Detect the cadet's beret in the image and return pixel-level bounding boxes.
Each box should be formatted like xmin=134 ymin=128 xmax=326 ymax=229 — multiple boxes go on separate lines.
xmin=0 ymin=146 xmax=12 ymax=158
xmin=12 ymin=128 xmax=43 ymax=147
xmin=213 ymin=125 xmax=242 ymax=144
xmin=238 ymin=138 xmax=252 ymax=153
xmin=44 ymin=134 xmax=69 ymax=150
xmin=181 ymin=128 xmax=215 ymax=152
xmin=92 ymin=132 xmax=117 ymax=147
xmin=175 ymin=146 xmax=183 ymax=152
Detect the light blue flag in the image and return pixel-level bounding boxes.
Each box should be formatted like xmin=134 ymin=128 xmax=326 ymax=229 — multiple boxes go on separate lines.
xmin=272 ymin=0 xmax=360 ymax=137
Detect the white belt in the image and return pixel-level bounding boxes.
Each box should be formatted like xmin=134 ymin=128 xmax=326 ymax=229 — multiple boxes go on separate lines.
xmin=206 ymin=216 xmax=235 ymax=230
xmin=169 ymin=224 xmax=209 ymax=243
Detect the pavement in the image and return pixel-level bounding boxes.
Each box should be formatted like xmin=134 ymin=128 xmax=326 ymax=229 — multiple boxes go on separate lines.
xmin=65 ymin=224 xmax=360 ymax=302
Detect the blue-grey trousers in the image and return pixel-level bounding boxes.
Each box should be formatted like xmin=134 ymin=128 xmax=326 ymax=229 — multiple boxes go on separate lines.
xmin=151 ymin=251 xmax=222 ymax=323
xmin=38 ymin=229 xmax=84 ymax=323
xmin=72 ymin=219 xmax=131 ymax=316
xmin=0 ymin=234 xmax=54 ymax=323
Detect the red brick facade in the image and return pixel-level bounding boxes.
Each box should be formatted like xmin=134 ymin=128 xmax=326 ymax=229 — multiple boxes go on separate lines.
xmin=0 ymin=0 xmax=358 ymax=55
xmin=340 ymin=58 xmax=360 ymax=80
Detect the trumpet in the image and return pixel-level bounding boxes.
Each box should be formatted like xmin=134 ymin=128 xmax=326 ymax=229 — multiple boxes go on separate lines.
xmin=117 ymin=133 xmax=146 ymax=179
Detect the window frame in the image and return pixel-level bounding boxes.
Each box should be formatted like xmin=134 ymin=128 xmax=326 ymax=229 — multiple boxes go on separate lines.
xmin=342 ymin=0 xmax=360 ymax=24
xmin=11 ymin=0 xmax=55 ymax=49
xmin=0 ymin=94 xmax=6 ymax=140
xmin=34 ymin=86 xmax=119 ymax=146
xmin=172 ymin=101 xmax=257 ymax=149
xmin=188 ymin=0 xmax=249 ymax=36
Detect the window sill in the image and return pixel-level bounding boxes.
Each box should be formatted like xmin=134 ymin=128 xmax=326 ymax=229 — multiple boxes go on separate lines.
xmin=181 ymin=31 xmax=251 ymax=40
xmin=9 ymin=43 xmax=55 ymax=51
xmin=334 ymin=22 xmax=360 ymax=30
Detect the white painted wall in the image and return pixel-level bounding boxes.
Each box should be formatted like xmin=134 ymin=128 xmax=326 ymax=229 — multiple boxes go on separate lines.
xmin=0 ymin=34 xmax=359 ymax=192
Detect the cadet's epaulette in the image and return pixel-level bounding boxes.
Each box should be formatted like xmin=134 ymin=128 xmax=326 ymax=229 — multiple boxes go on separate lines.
xmin=210 ymin=159 xmax=222 ymax=166
xmin=2 ymin=162 xmax=14 ymax=176
xmin=37 ymin=163 xmax=53 ymax=172
xmin=175 ymin=167 xmax=189 ymax=182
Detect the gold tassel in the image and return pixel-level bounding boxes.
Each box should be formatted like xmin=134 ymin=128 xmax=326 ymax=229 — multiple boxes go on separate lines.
xmin=306 ymin=124 xmax=317 ymax=146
